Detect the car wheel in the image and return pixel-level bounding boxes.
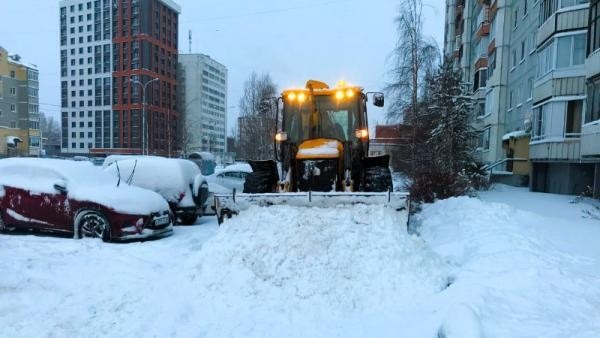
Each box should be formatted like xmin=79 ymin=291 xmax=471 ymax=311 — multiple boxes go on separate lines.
xmin=78 ymin=211 xmax=111 ymax=242
xmin=178 ymin=213 xmax=198 ymax=225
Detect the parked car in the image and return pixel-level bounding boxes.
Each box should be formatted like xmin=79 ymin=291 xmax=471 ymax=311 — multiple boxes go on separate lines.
xmin=188 ymin=151 xmax=217 ymax=175
xmin=104 ymin=156 xmax=209 ymax=225
xmin=206 ymin=163 xmax=253 ymax=192
xmin=203 ymin=163 xmax=253 ymax=216
xmin=0 ymin=158 xmax=173 ymax=242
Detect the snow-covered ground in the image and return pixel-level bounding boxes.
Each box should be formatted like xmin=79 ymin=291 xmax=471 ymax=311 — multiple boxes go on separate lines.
xmin=1 ymin=185 xmax=600 ymax=337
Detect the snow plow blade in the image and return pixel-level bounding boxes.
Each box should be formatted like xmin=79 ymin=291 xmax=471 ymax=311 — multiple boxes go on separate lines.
xmin=214 ymin=191 xmax=410 ymax=225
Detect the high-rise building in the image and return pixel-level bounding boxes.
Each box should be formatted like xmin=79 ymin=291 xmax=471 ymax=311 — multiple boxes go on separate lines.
xmin=59 ymin=0 xmax=180 ymax=156
xmin=0 ymin=46 xmax=40 ymax=157
xmin=178 ymin=54 xmax=228 ymax=154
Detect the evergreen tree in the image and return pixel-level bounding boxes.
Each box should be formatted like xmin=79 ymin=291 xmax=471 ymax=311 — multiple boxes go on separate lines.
xmin=407 ymin=58 xmax=477 ymax=203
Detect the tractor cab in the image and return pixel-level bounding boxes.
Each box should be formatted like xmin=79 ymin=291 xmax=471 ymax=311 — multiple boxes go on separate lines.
xmin=273 ymin=80 xmax=386 ymax=192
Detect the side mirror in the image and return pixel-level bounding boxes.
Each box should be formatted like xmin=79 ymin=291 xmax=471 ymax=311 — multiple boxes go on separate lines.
xmin=54 ymin=183 xmax=68 ymax=195
xmin=373 ymin=93 xmax=384 ymax=107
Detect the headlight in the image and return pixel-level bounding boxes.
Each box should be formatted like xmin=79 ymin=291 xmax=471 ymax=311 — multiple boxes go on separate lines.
xmin=287 ymin=92 xmax=296 ymax=101
xmin=355 ymin=129 xmax=369 ymax=139
xmin=275 ymin=132 xmax=288 ymax=142
xmin=335 ymin=90 xmax=345 ymax=100
xmin=297 ymin=92 xmax=306 ymax=103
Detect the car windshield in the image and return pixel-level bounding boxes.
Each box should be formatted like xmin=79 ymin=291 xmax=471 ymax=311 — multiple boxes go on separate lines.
xmin=283 ymin=95 xmax=359 ymax=143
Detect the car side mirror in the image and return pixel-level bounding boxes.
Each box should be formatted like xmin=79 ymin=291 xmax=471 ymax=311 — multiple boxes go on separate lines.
xmin=54 ymin=184 xmax=68 ymax=195
xmin=373 ymin=93 xmax=384 ymax=107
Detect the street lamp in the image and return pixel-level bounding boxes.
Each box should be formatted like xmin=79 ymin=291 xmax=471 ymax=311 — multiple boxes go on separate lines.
xmin=124 ymin=76 xmax=159 ymax=155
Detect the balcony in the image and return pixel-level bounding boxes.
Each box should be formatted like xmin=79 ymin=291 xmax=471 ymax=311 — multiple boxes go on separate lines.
xmin=537 ymin=6 xmax=588 ymax=47
xmin=455 ymin=4 xmax=464 ymax=18
xmin=581 ymin=122 xmax=600 ymax=157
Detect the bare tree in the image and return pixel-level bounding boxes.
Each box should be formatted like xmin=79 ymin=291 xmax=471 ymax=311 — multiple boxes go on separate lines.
xmin=386 ymin=0 xmax=440 ymax=124
xmin=237 ymin=72 xmax=277 ymax=160
xmin=40 ymin=112 xmax=61 ymax=147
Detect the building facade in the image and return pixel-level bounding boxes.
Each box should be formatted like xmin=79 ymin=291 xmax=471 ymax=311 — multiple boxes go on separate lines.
xmin=0 ymin=46 xmax=40 ymax=157
xmin=178 ymin=54 xmax=228 ymax=154
xmin=445 ymin=0 xmax=597 ymax=195
xmin=59 ymin=0 xmax=180 ymax=156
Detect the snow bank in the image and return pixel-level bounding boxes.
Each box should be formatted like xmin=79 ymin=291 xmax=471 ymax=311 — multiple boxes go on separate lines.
xmin=415 ymin=197 xmax=600 ymax=337
xmin=186 ymin=204 xmax=449 ymax=337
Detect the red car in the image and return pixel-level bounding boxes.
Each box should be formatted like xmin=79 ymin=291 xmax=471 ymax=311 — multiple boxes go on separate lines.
xmin=0 ymin=158 xmax=173 ymax=242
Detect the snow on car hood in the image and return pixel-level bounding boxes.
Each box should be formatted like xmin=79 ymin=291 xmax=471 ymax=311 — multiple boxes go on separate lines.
xmin=104 ymin=157 xmax=203 ymax=205
xmin=0 ymin=158 xmax=169 ymax=215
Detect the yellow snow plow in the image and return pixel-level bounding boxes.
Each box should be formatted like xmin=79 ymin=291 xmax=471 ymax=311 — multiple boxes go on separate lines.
xmin=214 ymin=80 xmax=409 ymax=225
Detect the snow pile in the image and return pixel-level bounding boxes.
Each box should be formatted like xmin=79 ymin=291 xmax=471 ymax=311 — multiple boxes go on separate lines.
xmin=415 ymin=197 xmax=600 ymax=337
xmin=187 ymin=204 xmax=449 ymax=337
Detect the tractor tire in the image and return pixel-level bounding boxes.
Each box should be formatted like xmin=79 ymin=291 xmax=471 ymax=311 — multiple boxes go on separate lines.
xmin=243 ymin=171 xmax=274 ymax=193
xmin=363 ymin=166 xmax=393 ymax=192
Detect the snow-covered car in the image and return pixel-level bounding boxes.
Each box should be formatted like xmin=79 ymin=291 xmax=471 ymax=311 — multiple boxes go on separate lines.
xmin=206 ymin=163 xmax=253 ymax=192
xmin=0 ymin=158 xmax=173 ymax=242
xmin=104 ymin=156 xmax=209 ymax=225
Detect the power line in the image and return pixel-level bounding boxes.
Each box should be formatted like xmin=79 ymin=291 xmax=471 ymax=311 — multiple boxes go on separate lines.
xmin=196 ymin=0 xmax=355 ymax=22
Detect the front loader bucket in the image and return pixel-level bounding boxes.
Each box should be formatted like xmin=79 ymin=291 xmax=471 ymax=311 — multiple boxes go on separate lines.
xmin=214 ymin=191 xmax=410 ymax=226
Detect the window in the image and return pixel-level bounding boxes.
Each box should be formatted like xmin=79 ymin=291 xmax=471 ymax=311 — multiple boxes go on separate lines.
xmin=72 ymin=143 xmax=76 ymax=149
xmin=524 ymin=0 xmax=528 ymax=16
xmin=590 ymin=0 xmax=600 ymax=55
xmin=478 ymin=127 xmax=491 ymax=150
xmin=473 ymin=68 xmax=488 ymax=91
xmin=533 ymin=99 xmax=583 ymax=140
xmin=10 ymin=87 xmax=16 ymax=95
xmin=80 ymin=143 xmax=85 ymax=149
xmin=565 ymin=100 xmax=583 ymax=137
xmin=520 ymin=40 xmax=526 ymax=61
xmin=513 ymin=8 xmax=519 ymax=28
xmin=557 ymin=34 xmax=586 ymax=68
xmin=72 ymin=132 xmax=77 ymax=138
xmin=10 ymin=70 xmax=15 ymax=78
xmin=527 ymin=77 xmax=534 ymax=100
xmin=10 ymin=104 xmax=15 ymax=112
xmin=509 ymin=90 xmax=514 ymax=109
xmin=538 ymin=40 xmax=555 ymax=77
xmin=586 ymin=77 xmax=600 ymax=123
xmin=10 ymin=121 xmax=17 ymax=128
xmin=512 ymin=49 xmax=517 ymax=68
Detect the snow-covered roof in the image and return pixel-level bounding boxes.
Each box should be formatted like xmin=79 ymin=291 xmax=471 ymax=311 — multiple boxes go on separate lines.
xmin=6 ymin=136 xmax=23 ymax=146
xmin=8 ymin=54 xmax=37 ymax=70
xmin=502 ymin=130 xmax=529 ymax=141
xmin=189 ymin=151 xmax=215 ymax=161
xmin=215 ymin=163 xmax=252 ymax=175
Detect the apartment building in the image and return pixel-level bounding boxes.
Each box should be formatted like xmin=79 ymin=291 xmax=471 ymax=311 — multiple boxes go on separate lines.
xmin=445 ymin=0 xmax=597 ymax=195
xmin=59 ymin=0 xmax=180 ymax=156
xmin=0 ymin=46 xmax=40 ymax=157
xmin=584 ymin=0 xmax=600 ymax=196
xmin=530 ymin=0 xmax=591 ymax=194
xmin=178 ymin=54 xmax=228 ymax=154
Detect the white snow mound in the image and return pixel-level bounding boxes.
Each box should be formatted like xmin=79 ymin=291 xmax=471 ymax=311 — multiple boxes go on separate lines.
xmin=187 ymin=203 xmax=449 ymax=336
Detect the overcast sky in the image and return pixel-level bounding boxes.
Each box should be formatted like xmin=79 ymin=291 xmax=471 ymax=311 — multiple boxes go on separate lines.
xmin=0 ymin=0 xmax=444 ymax=134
